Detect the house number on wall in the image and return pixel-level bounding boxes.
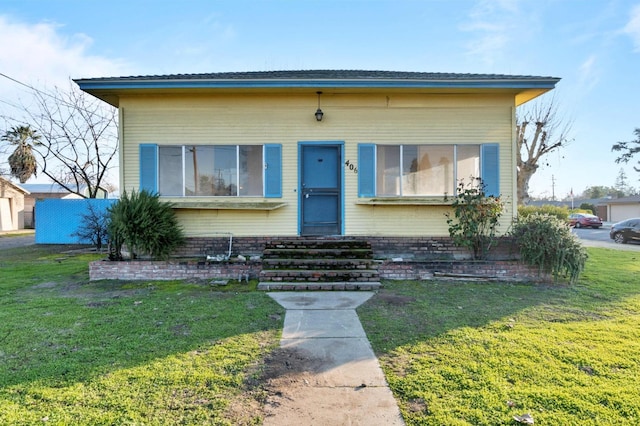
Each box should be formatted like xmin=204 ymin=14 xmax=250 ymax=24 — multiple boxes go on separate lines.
xmin=344 ymin=160 xmax=358 ymax=174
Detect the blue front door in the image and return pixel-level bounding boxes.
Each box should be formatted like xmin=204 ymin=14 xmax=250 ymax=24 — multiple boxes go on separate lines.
xmin=300 ymin=144 xmax=342 ymax=236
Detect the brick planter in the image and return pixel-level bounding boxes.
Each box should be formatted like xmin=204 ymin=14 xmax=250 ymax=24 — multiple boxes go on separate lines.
xmin=378 ymin=260 xmax=548 ymax=282
xmin=89 ymin=258 xmax=547 ymax=283
xmin=89 ymin=236 xmax=547 ymax=283
xmin=89 ymin=259 xmax=261 ymax=281
xmin=172 ymin=236 xmax=520 ymax=261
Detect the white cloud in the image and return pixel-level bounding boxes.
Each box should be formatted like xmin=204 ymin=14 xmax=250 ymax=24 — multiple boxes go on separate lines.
xmin=623 ymin=4 xmax=640 ymax=51
xmin=459 ymin=0 xmax=522 ymax=69
xmin=0 ymin=15 xmax=127 ymax=183
xmin=578 ymin=54 xmax=600 ymax=91
xmin=0 ymin=15 xmax=126 ymax=106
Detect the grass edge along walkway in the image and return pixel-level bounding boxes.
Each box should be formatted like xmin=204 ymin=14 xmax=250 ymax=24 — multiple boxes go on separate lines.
xmin=1 ymin=245 xmax=639 ymax=425
xmin=358 ymin=247 xmax=640 ymax=426
xmin=0 ymin=244 xmax=285 ymax=425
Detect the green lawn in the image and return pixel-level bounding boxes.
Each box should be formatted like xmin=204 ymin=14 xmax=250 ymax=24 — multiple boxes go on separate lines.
xmin=358 ymin=248 xmax=640 ymax=425
xmin=0 ymin=245 xmax=284 ymax=425
xmin=2 ymin=243 xmax=639 ymax=425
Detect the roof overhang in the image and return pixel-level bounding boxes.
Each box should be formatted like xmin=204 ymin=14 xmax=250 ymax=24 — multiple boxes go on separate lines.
xmin=74 ymin=71 xmax=560 ymax=108
xmin=0 ymin=177 xmax=30 ymax=195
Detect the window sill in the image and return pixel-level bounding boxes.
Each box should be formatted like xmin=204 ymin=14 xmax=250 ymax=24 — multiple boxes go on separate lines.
xmin=356 ymin=197 xmax=453 ymax=206
xmin=172 ymin=201 xmax=287 ymax=211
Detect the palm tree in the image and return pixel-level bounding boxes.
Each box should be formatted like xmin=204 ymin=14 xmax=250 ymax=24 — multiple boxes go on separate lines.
xmin=2 ymin=125 xmax=41 ymax=183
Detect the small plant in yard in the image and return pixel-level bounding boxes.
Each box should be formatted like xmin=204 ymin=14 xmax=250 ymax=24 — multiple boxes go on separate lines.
xmin=445 ymin=178 xmax=504 ymax=260
xmin=107 ymin=189 xmax=185 ymax=260
xmin=579 ymin=202 xmax=596 ymax=215
xmin=518 ymin=204 xmax=569 ymax=221
xmin=512 ymin=213 xmax=587 ymax=283
xmin=71 ymin=202 xmax=110 ymax=250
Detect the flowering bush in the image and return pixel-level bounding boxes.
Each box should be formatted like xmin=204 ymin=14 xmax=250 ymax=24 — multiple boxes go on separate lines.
xmin=445 ymin=179 xmax=504 ymax=260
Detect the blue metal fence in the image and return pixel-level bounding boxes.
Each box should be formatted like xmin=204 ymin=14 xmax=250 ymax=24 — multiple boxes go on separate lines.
xmin=35 ymin=199 xmax=116 ymax=244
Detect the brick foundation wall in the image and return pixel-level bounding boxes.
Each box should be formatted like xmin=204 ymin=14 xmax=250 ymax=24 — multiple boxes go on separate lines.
xmin=174 ymin=236 xmax=520 ymax=261
xmin=89 ymin=259 xmax=261 ymax=281
xmin=89 ymin=258 xmax=545 ymax=282
xmin=90 ymin=236 xmax=542 ymax=283
xmin=378 ymin=260 xmax=547 ymax=282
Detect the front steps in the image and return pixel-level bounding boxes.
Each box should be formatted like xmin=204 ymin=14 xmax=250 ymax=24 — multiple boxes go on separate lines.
xmin=257 ymin=239 xmax=381 ymax=290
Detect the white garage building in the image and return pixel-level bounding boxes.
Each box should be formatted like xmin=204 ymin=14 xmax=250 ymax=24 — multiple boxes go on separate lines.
xmin=605 ymin=196 xmax=640 ymax=223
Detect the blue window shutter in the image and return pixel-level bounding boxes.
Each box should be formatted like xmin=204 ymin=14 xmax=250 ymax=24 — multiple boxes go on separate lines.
xmin=481 ymin=143 xmax=500 ymax=197
xmin=139 ymin=144 xmax=158 ymax=193
xmin=358 ymin=144 xmax=376 ymax=197
xmin=264 ymin=144 xmax=282 ymax=198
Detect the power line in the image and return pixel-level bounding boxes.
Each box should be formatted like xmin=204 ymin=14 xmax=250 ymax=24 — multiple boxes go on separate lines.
xmin=0 ymin=97 xmax=24 ymax=110
xmin=0 ymin=71 xmax=116 ymax=118
xmin=0 ymin=72 xmax=63 ymax=102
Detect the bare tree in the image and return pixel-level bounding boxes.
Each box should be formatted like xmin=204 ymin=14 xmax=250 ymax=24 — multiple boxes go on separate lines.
xmin=612 ymin=128 xmax=640 ymax=180
xmin=516 ymin=95 xmax=572 ymax=205
xmin=1 ymin=82 xmax=118 ymax=198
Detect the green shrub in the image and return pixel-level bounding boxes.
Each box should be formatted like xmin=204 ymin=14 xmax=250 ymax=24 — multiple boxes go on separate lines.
xmin=518 ymin=204 xmax=569 ymax=221
xmin=107 ymin=190 xmax=185 ymax=260
xmin=512 ymin=213 xmax=587 ymax=284
xmin=579 ymin=203 xmax=596 ymax=214
xmin=445 ymin=179 xmax=504 ymax=260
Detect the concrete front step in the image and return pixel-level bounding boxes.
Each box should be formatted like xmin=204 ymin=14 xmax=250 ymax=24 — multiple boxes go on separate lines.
xmin=262 ymin=258 xmax=376 ymax=269
xmin=257 ymin=281 xmax=381 ymax=291
xmin=262 ymin=248 xmax=374 ymax=259
xmin=260 ymin=269 xmax=380 ymax=282
xmin=260 ymin=239 xmax=380 ymax=288
xmin=264 ymin=240 xmax=372 ymax=250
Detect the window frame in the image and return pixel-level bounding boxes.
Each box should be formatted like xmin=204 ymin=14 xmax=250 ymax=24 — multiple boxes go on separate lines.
xmin=156 ymin=144 xmax=266 ymax=198
xmin=357 ymin=142 xmax=499 ymax=199
xmin=374 ymin=144 xmax=480 ymax=197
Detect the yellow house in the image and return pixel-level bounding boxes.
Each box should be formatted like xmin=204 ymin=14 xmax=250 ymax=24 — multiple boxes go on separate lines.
xmin=75 ymin=70 xmax=558 ymax=241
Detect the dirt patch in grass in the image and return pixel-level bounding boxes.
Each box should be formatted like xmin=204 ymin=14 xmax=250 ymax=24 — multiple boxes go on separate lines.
xmin=259 ymin=346 xmax=326 ymax=383
xmin=20 ymin=280 xmax=149 ymax=301
xmin=256 ymin=346 xmax=324 ymax=391
xmin=171 ymin=324 xmax=191 ymax=336
xmin=376 ymin=292 xmax=416 ymax=306
xmin=85 ymin=301 xmax=116 ymax=308
xmin=407 ymin=397 xmax=428 ymax=414
xmin=226 ymin=346 xmax=327 ymax=424
xmin=31 ymin=281 xmax=58 ymax=289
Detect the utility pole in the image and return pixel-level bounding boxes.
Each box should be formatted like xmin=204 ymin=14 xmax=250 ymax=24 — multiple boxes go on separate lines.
xmin=551 ymin=175 xmax=556 ymax=201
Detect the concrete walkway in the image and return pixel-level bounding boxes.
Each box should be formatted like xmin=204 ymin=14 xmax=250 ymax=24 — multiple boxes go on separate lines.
xmin=266 ymin=292 xmax=405 ymax=425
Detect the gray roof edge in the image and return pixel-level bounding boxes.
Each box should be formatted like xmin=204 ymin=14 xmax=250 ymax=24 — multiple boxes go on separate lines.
xmin=604 ymin=195 xmax=640 ymax=204
xmin=74 ymin=69 xmax=560 ymax=85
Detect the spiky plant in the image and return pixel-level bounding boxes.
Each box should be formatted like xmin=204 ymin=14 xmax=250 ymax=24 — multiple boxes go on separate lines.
xmin=107 ymin=190 xmax=185 ymax=260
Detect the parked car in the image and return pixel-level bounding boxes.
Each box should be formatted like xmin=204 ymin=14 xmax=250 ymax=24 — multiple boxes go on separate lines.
xmin=568 ymin=213 xmax=603 ymax=229
xmin=609 ymin=218 xmax=640 ymax=244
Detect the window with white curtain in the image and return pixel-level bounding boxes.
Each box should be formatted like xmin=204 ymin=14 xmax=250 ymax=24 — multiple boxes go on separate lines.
xmin=158 ymin=145 xmax=263 ymax=197
xmin=375 ymin=144 xmax=480 ymax=196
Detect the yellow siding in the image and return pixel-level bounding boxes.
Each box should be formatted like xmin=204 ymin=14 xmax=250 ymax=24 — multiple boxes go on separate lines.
xmin=120 ymin=92 xmax=516 ymax=237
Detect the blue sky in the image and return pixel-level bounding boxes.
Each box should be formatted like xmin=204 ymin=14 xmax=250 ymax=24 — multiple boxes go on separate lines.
xmin=1 ymin=0 xmax=639 ymax=198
